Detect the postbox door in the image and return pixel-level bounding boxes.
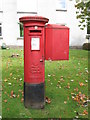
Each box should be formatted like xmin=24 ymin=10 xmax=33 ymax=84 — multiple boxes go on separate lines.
xmin=24 ymin=28 xmax=45 ymax=84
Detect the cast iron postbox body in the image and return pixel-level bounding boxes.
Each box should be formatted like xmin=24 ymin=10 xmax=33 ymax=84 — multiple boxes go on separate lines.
xmin=45 ymin=24 xmax=69 ymax=60
xmin=19 ymin=16 xmax=49 ymax=109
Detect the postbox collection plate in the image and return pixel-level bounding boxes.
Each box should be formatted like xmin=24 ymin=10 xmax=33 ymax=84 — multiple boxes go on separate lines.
xmin=31 ymin=37 xmax=40 ymax=50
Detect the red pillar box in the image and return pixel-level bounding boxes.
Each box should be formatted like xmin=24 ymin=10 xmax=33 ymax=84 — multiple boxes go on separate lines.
xmin=45 ymin=24 xmax=69 ymax=60
xmin=19 ymin=16 xmax=49 ymax=109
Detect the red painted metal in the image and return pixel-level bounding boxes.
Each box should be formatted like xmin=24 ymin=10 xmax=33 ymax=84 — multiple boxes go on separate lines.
xmin=19 ymin=16 xmax=49 ymax=84
xmin=45 ymin=24 xmax=69 ymax=60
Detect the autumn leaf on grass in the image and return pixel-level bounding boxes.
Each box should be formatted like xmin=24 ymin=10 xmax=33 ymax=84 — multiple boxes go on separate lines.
xmin=67 ymin=96 xmax=69 ymax=100
xmin=64 ymin=101 xmax=67 ymax=104
xmin=74 ymin=88 xmax=78 ymax=92
xmin=79 ymin=82 xmax=84 ymax=87
xmin=4 ymin=91 xmax=7 ymax=94
xmin=22 ymin=91 xmax=24 ymax=97
xmin=17 ymin=94 xmax=20 ymax=98
xmin=10 ymin=73 xmax=12 ymax=76
xmin=8 ymin=83 xmax=12 ymax=86
xmin=60 ymin=76 xmax=63 ymax=78
xmin=11 ymin=90 xmax=14 ymax=97
xmin=72 ymin=92 xmax=86 ymax=105
xmin=19 ymin=83 xmax=22 ymax=86
xmin=10 ymin=90 xmax=16 ymax=98
xmin=52 ymin=74 xmax=55 ymax=77
xmin=48 ymin=74 xmax=51 ymax=77
xmin=45 ymin=96 xmax=51 ymax=104
xmin=71 ymin=79 xmax=74 ymax=82
xmin=18 ymin=89 xmax=22 ymax=92
xmin=4 ymin=100 xmax=7 ymax=103
xmin=83 ymin=110 xmax=88 ymax=115
xmin=21 ymin=98 xmax=24 ymax=102
xmin=4 ymin=78 xmax=8 ymax=82
xmin=66 ymin=83 xmax=70 ymax=89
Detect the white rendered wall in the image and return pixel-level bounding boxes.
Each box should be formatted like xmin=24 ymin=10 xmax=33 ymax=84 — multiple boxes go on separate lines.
xmin=16 ymin=0 xmax=38 ymax=46
xmin=0 ymin=0 xmax=3 ymax=45
xmin=37 ymin=0 xmax=56 ymax=23
xmin=0 ymin=0 xmax=87 ymax=46
xmin=0 ymin=12 xmax=3 ymax=46
xmin=38 ymin=0 xmax=87 ymax=46
xmin=66 ymin=0 xmax=86 ymax=46
xmin=2 ymin=0 xmax=17 ymax=46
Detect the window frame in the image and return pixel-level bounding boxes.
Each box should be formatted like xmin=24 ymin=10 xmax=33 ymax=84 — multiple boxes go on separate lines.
xmin=0 ymin=23 xmax=2 ymax=37
xmin=56 ymin=0 xmax=67 ymax=11
xmin=18 ymin=22 xmax=24 ymax=37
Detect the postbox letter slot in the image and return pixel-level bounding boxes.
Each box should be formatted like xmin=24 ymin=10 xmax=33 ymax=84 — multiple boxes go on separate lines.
xmin=30 ymin=30 xmax=41 ymax=33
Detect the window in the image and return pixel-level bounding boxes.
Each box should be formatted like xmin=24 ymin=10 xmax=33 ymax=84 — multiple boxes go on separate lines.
xmin=56 ymin=0 xmax=67 ymax=11
xmin=0 ymin=23 xmax=2 ymax=36
xmin=87 ymin=7 xmax=90 ymax=34
xmin=87 ymin=25 xmax=90 ymax=34
xmin=19 ymin=23 xmax=23 ymax=37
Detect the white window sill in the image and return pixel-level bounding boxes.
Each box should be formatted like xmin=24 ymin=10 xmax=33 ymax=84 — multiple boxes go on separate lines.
xmin=0 ymin=36 xmax=3 ymax=39
xmin=17 ymin=37 xmax=23 ymax=40
xmin=56 ymin=9 xmax=67 ymax=12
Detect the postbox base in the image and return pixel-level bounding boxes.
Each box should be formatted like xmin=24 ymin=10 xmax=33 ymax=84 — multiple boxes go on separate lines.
xmin=24 ymin=82 xmax=45 ymax=109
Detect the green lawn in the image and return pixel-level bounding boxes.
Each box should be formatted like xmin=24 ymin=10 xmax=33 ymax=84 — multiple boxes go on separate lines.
xmin=1 ymin=49 xmax=89 ymax=119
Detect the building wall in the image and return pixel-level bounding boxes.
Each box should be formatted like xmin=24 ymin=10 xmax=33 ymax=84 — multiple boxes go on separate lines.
xmin=0 ymin=0 xmax=3 ymax=43
xmin=0 ymin=0 xmax=87 ymax=46
xmin=2 ymin=0 xmax=17 ymax=45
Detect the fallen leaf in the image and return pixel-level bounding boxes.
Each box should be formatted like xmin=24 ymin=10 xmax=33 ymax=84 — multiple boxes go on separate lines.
xmin=45 ymin=96 xmax=51 ymax=104
xmin=52 ymin=74 xmax=55 ymax=77
xmin=10 ymin=53 xmax=19 ymax=58
xmin=64 ymin=101 xmax=67 ymax=104
xmin=22 ymin=92 xmax=24 ymax=96
xmin=85 ymin=80 xmax=88 ymax=83
xmin=58 ymin=80 xmax=60 ymax=83
xmin=59 ymin=86 xmax=61 ymax=88
xmin=71 ymin=80 xmax=74 ymax=82
xmin=8 ymin=83 xmax=12 ymax=85
xmin=67 ymin=96 xmax=69 ymax=100
xmin=21 ymin=98 xmax=24 ymax=102
xmin=19 ymin=83 xmax=22 ymax=86
xmin=48 ymin=74 xmax=51 ymax=77
xmin=10 ymin=73 xmax=12 ymax=76
xmin=79 ymin=82 xmax=84 ymax=87
xmin=74 ymin=88 xmax=78 ymax=92
xmin=83 ymin=110 xmax=88 ymax=115
xmin=4 ymin=91 xmax=7 ymax=94
xmin=17 ymin=94 xmax=20 ymax=98
xmin=12 ymin=94 xmax=16 ymax=98
xmin=75 ymin=116 xmax=79 ymax=118
xmin=4 ymin=100 xmax=7 ymax=103
xmin=4 ymin=79 xmax=8 ymax=82
xmin=11 ymin=90 xmax=14 ymax=97
xmin=60 ymin=76 xmax=63 ymax=78
xmin=20 ymin=78 xmax=22 ymax=81
xmin=18 ymin=89 xmax=22 ymax=92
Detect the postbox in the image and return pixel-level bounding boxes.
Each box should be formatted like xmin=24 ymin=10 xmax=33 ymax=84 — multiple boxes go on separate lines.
xmin=19 ymin=16 xmax=49 ymax=108
xmin=45 ymin=24 xmax=69 ymax=60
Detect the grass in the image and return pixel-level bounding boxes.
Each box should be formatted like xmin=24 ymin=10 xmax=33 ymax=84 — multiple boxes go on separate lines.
xmin=1 ymin=49 xmax=89 ymax=119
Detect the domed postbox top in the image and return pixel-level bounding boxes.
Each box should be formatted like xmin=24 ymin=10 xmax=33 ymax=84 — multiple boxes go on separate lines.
xmin=19 ymin=16 xmax=49 ymax=24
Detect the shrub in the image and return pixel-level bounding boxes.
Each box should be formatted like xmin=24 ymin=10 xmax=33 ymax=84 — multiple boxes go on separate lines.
xmin=82 ymin=43 xmax=90 ymax=51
